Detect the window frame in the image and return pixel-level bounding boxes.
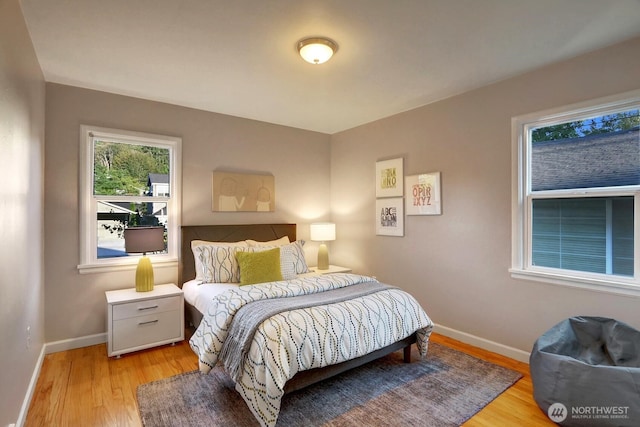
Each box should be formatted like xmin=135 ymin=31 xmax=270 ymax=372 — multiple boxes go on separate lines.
xmin=78 ymin=125 xmax=182 ymax=273
xmin=510 ymin=90 xmax=640 ymax=297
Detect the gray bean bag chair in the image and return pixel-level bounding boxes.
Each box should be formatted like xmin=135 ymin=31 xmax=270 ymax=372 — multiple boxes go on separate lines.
xmin=530 ymin=316 xmax=640 ymax=426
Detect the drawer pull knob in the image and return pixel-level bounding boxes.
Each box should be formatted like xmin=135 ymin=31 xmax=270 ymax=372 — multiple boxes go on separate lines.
xmin=138 ymin=305 xmax=159 ymax=311
xmin=138 ymin=319 xmax=159 ymax=326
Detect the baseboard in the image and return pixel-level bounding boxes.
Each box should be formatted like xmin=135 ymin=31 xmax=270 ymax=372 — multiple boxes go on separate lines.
xmin=36 ymin=328 xmax=526 ymax=363
xmin=14 ymin=345 xmax=46 ymax=427
xmin=44 ymin=332 xmax=107 ymax=355
xmin=434 ymin=323 xmax=531 ymax=363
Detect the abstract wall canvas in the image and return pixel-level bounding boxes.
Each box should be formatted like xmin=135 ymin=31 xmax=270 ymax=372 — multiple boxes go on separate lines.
xmin=212 ymin=171 xmax=275 ymax=212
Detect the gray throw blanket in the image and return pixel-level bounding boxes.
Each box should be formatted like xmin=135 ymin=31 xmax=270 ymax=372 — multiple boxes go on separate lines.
xmin=220 ymin=281 xmax=394 ymax=382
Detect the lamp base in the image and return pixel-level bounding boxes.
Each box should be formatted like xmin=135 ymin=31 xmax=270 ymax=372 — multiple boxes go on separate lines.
xmin=317 ymin=243 xmax=329 ymax=270
xmin=135 ymin=256 xmax=154 ymax=292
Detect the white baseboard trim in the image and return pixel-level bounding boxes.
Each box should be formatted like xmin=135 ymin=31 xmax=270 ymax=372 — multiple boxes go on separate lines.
xmin=434 ymin=323 xmax=531 ymax=363
xmin=44 ymin=333 xmax=107 ymax=355
xmin=15 ymin=346 xmax=46 ymax=427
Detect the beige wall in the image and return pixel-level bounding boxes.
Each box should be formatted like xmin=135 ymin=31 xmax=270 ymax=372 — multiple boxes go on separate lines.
xmin=330 ymin=36 xmax=640 ymax=354
xmin=38 ymin=25 xmax=640 ymax=360
xmin=4 ymin=5 xmax=635 ymax=423
xmin=44 ymin=83 xmax=331 ymax=342
xmin=0 ymin=0 xmax=46 ymax=424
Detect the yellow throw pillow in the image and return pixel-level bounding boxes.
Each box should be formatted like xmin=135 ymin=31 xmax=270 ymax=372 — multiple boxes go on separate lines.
xmin=235 ymin=248 xmax=283 ymax=285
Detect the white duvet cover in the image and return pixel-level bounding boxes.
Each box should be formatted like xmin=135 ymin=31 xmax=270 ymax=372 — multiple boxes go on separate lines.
xmin=182 ymin=279 xmax=238 ymax=314
xmin=183 ymin=271 xmax=322 ymax=314
xmin=189 ymin=273 xmax=433 ymax=427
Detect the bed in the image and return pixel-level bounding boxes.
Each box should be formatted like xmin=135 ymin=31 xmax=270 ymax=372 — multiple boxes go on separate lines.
xmin=180 ymin=223 xmax=434 ymax=427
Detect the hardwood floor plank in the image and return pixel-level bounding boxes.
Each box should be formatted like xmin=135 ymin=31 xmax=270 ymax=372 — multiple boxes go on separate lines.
xmin=26 ymin=354 xmax=70 ymax=426
xmin=25 ymin=333 xmax=552 ymax=426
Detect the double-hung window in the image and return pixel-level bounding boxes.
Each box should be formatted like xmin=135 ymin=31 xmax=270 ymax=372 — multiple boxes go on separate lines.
xmin=511 ymin=90 xmax=640 ymax=296
xmin=78 ymin=125 xmax=181 ymax=272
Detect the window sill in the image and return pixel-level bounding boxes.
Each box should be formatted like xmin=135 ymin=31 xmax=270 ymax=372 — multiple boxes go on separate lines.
xmin=78 ymin=258 xmax=178 ymax=274
xmin=509 ymin=268 xmax=640 ymax=298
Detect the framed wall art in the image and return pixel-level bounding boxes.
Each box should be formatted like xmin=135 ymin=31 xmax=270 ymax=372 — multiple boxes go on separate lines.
xmin=212 ymin=171 xmax=275 ymax=212
xmin=375 ymin=157 xmax=403 ymax=198
xmin=405 ymin=172 xmax=441 ymax=215
xmin=376 ymin=197 xmax=404 ymax=236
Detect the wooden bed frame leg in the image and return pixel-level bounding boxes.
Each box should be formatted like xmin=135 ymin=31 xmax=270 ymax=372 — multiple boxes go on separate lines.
xmin=403 ymin=344 xmax=412 ymax=363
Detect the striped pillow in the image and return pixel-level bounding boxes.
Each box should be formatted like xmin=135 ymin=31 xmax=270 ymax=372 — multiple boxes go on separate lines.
xmin=280 ymin=240 xmax=310 ymax=277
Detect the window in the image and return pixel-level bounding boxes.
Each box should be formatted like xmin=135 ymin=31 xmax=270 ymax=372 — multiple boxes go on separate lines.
xmin=511 ymin=90 xmax=640 ymax=296
xmin=79 ymin=125 xmax=181 ymax=272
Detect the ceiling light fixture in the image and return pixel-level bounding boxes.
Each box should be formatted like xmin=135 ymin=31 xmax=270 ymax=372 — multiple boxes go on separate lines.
xmin=297 ymin=37 xmax=338 ymax=64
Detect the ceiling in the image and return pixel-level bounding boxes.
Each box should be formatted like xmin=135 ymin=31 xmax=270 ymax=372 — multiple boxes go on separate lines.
xmin=20 ymin=0 xmax=640 ymax=134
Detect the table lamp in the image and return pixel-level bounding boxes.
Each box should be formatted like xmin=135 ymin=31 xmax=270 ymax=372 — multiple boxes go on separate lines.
xmin=124 ymin=226 xmax=165 ymax=292
xmin=310 ymin=223 xmax=336 ymax=270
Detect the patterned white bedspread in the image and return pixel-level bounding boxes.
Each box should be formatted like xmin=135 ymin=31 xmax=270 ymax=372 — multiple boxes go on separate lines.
xmin=189 ymin=273 xmax=433 ymax=427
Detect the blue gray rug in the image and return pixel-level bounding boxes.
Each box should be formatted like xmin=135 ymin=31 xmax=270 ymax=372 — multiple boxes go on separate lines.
xmin=137 ymin=342 xmax=522 ymax=426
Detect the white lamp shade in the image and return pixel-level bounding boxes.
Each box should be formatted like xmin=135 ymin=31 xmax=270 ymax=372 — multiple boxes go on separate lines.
xmin=123 ymin=226 xmax=165 ymax=254
xmin=310 ymin=223 xmax=336 ymax=242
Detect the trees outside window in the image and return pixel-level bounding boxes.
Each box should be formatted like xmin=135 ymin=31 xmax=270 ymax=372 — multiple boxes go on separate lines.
xmin=79 ymin=125 xmax=181 ymax=272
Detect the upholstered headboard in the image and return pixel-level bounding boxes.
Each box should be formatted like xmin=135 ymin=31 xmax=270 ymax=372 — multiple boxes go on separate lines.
xmin=179 ymin=223 xmax=297 ymax=286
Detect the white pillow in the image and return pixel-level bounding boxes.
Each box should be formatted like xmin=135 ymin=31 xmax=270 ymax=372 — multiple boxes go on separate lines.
xmin=246 ymin=236 xmax=291 ymax=247
xmin=191 ymin=239 xmax=248 ymax=249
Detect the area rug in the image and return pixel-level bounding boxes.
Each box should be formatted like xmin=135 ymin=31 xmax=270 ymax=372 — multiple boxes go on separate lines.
xmin=137 ymin=343 xmax=522 ymax=426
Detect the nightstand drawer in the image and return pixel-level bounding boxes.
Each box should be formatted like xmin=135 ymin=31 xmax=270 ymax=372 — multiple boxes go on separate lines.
xmin=106 ymin=283 xmax=184 ymax=357
xmin=112 ymin=309 xmax=182 ymax=352
xmin=112 ymin=295 xmax=181 ymax=320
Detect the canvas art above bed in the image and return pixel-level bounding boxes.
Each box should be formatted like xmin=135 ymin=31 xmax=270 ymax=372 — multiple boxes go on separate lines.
xmin=180 ymin=224 xmax=434 ymax=427
xmin=212 ymin=171 xmax=275 ymax=212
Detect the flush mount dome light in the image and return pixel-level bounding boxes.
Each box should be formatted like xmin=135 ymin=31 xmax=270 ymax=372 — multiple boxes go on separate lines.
xmin=297 ymin=37 xmax=338 ymax=64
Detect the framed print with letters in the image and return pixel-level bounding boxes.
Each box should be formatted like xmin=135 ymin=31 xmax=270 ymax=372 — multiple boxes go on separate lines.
xmin=376 ymin=197 xmax=404 ymax=236
xmin=405 ymin=172 xmax=441 ymax=215
xmin=375 ymin=158 xmax=403 ymax=198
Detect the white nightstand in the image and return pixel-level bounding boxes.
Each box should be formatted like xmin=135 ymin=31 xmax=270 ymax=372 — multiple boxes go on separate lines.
xmin=310 ymin=265 xmax=352 ymax=274
xmin=105 ymin=283 xmax=184 ymax=357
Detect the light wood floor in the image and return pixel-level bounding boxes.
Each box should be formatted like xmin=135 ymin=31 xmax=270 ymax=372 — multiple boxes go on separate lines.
xmin=25 ymin=332 xmax=554 ymax=426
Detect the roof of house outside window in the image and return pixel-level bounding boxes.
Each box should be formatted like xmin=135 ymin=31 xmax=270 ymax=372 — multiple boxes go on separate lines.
xmin=531 ymin=126 xmax=640 ymax=191
xmin=147 ymin=173 xmax=169 ymax=186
